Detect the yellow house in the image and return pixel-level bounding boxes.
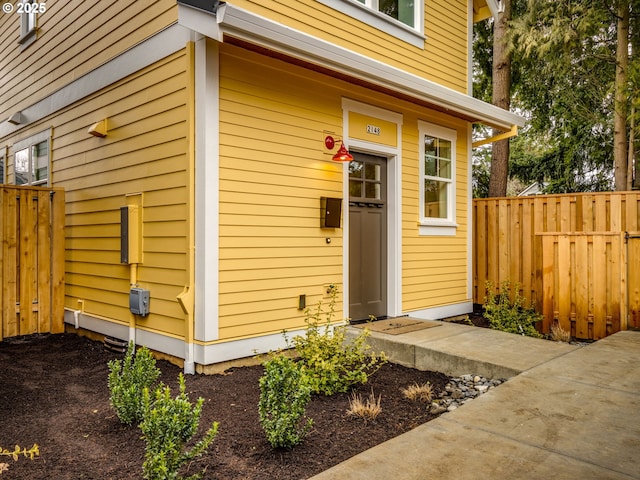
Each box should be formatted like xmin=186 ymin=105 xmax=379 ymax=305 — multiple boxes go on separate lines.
xmin=0 ymin=0 xmax=522 ymax=372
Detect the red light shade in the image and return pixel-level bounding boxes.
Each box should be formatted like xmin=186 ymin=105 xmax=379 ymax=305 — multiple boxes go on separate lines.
xmin=332 ymin=142 xmax=354 ymax=162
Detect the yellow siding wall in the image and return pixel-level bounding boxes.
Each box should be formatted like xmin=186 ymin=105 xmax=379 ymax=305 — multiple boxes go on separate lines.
xmin=0 ymin=0 xmax=177 ymax=122
xmin=218 ymin=44 xmax=345 ymax=341
xmin=227 ymin=0 xmax=469 ymax=93
xmin=3 ymin=51 xmax=190 ymax=339
xmin=218 ymin=44 xmax=470 ymax=341
xmin=402 ymin=113 xmax=470 ymax=311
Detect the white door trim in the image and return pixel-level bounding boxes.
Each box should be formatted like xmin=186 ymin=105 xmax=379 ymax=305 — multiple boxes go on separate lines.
xmin=341 ymin=98 xmax=403 ymax=320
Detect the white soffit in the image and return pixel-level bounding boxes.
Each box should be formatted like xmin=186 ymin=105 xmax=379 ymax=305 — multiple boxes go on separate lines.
xmin=178 ymin=2 xmax=524 ymax=131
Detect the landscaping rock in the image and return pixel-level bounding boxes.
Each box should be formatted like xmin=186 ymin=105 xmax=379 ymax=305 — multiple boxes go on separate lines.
xmin=433 ymin=374 xmax=506 ymax=412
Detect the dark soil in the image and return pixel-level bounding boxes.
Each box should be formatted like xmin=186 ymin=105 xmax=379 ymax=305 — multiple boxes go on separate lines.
xmin=0 ymin=333 xmax=452 ymax=480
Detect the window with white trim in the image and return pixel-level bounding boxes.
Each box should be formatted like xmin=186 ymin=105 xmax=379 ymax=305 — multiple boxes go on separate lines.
xmin=19 ymin=0 xmax=39 ymax=46
xmin=419 ymin=121 xmax=456 ymax=235
xmin=13 ymin=130 xmax=50 ymax=186
xmin=317 ymin=0 xmax=425 ymax=48
xmin=355 ymin=0 xmax=418 ymax=28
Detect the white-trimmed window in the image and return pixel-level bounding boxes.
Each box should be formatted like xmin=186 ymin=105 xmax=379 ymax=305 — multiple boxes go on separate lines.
xmin=19 ymin=0 xmax=39 ymax=47
xmin=317 ymin=0 xmax=425 ymax=48
xmin=356 ymin=0 xmax=419 ymax=28
xmin=419 ymin=121 xmax=456 ymax=235
xmin=13 ymin=130 xmax=50 ymax=186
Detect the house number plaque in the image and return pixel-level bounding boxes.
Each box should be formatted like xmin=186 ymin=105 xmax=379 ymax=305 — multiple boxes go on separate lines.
xmin=366 ymin=124 xmax=381 ymax=135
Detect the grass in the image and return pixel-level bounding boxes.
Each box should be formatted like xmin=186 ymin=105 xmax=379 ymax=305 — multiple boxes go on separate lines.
xmin=401 ymin=383 xmax=434 ymax=403
xmin=347 ymin=390 xmax=382 ymax=421
xmin=550 ymin=322 xmax=572 ymax=342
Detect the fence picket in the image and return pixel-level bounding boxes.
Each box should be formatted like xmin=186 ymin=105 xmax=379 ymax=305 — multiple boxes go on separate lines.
xmin=474 ymin=193 xmax=635 ymax=340
xmin=0 ymin=186 xmax=65 ymax=339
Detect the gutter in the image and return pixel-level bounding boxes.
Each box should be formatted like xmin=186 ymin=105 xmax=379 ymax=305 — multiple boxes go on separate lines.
xmin=177 ymin=2 xmax=524 ymax=132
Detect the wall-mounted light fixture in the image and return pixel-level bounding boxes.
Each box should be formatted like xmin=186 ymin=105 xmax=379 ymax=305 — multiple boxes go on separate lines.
xmin=8 ymin=112 xmax=24 ymax=125
xmin=88 ymin=119 xmax=108 ymax=137
xmin=324 ymin=135 xmax=353 ymax=162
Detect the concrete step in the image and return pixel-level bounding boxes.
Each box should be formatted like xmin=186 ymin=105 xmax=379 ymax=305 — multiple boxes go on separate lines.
xmin=346 ymin=319 xmax=579 ymax=379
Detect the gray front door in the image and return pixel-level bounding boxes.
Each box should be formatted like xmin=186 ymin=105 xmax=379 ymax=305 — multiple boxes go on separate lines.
xmin=349 ymin=152 xmax=387 ymax=321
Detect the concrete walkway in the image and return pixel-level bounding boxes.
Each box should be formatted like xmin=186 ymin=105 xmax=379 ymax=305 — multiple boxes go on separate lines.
xmin=310 ymin=321 xmax=640 ymax=480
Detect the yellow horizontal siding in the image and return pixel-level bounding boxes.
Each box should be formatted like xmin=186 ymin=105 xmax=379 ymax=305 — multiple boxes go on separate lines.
xmin=401 ymin=113 xmax=470 ymax=313
xmin=217 ymin=44 xmax=473 ymax=335
xmin=43 ymin=51 xmax=189 ymax=333
xmin=0 ymin=0 xmax=177 ymax=121
xmin=229 ymin=0 xmax=468 ymax=92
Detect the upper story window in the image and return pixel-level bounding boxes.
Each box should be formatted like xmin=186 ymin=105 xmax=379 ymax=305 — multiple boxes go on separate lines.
xmin=418 ymin=121 xmax=456 ymax=236
xmin=317 ymin=0 xmax=425 ymax=48
xmin=355 ymin=0 xmax=418 ymax=28
xmin=19 ymin=0 xmax=41 ymax=47
xmin=13 ymin=130 xmax=50 ymax=186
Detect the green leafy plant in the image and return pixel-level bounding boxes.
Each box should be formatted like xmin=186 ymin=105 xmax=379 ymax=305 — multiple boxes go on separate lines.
xmin=483 ymin=281 xmax=542 ymax=338
xmin=258 ymin=354 xmax=313 ymax=449
xmin=140 ymin=374 xmax=219 ymax=480
xmin=287 ymin=288 xmax=387 ymax=395
xmin=0 ymin=444 xmax=39 ymax=476
xmin=108 ymin=341 xmax=161 ymax=425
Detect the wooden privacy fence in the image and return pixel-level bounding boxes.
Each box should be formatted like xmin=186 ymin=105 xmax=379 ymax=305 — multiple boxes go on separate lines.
xmin=0 ymin=185 xmax=65 ymax=340
xmin=473 ymin=192 xmax=640 ymax=340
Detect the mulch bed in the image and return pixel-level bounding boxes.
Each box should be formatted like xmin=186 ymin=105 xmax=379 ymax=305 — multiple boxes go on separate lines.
xmin=0 ymin=333 xmax=453 ymax=480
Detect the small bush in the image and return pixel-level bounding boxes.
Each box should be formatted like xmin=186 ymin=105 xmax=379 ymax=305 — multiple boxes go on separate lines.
xmin=258 ymin=354 xmax=313 ymax=449
xmin=288 ymin=289 xmax=387 ymax=396
xmin=401 ymin=383 xmax=434 ymax=403
xmin=140 ymin=374 xmax=218 ymax=480
xmin=483 ymin=281 xmax=542 ymax=338
xmin=108 ymin=341 xmax=161 ymax=425
xmin=0 ymin=444 xmax=39 ymax=476
xmin=347 ymin=390 xmax=382 ymax=421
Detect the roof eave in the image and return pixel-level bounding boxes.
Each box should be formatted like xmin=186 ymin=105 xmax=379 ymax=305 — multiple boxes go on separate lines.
xmin=178 ymin=2 xmax=523 ymax=132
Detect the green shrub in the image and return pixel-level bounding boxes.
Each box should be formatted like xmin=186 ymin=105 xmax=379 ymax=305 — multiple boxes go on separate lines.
xmin=258 ymin=354 xmax=313 ymax=449
xmin=108 ymin=341 xmax=161 ymax=425
xmin=288 ymin=288 xmax=387 ymax=396
xmin=140 ymin=374 xmax=218 ymax=480
xmin=483 ymin=281 xmax=542 ymax=338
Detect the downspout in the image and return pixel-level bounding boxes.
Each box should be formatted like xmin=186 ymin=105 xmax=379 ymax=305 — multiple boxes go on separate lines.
xmin=129 ymin=263 xmax=138 ymax=344
xmin=177 ymin=40 xmax=197 ymax=375
xmin=63 ymin=307 xmax=81 ymax=329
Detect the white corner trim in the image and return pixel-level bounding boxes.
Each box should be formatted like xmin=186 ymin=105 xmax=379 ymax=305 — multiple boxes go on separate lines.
xmin=194 ymin=36 xmax=220 ymax=342
xmin=1 ymin=24 xmax=192 ymax=139
xmin=178 ymin=3 xmax=524 ymax=131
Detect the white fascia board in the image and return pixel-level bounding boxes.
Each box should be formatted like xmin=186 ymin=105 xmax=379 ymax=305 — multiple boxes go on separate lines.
xmin=178 ymin=3 xmax=524 ymax=131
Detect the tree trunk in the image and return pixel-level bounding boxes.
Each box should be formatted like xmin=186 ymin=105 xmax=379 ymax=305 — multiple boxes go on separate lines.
xmin=488 ymin=0 xmax=512 ymax=197
xmin=614 ymin=0 xmax=629 ymax=191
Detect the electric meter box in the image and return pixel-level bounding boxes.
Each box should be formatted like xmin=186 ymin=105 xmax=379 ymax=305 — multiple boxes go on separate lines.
xmin=129 ymin=288 xmax=150 ymax=316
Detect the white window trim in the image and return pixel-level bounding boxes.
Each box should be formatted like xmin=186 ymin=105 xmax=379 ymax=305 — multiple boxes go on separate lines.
xmin=18 ymin=0 xmax=38 ymax=47
xmin=13 ymin=128 xmax=51 ymax=186
xmin=316 ymin=0 xmax=425 ymax=49
xmin=418 ymin=121 xmax=457 ymax=236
